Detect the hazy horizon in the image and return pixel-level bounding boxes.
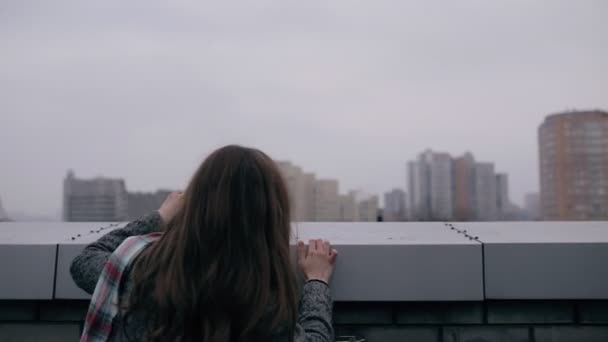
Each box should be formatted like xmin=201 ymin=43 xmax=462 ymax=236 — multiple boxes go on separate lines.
xmin=2 ymin=1 xmax=608 ymax=217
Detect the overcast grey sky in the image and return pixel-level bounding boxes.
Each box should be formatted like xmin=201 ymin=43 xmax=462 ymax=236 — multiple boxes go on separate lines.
xmin=1 ymin=0 xmax=607 ymax=218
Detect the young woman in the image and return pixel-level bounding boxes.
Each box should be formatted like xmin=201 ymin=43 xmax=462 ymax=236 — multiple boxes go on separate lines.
xmin=70 ymin=145 xmax=338 ymax=342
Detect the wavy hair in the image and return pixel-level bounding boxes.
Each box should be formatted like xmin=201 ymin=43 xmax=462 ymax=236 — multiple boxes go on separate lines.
xmin=125 ymin=145 xmax=297 ymax=341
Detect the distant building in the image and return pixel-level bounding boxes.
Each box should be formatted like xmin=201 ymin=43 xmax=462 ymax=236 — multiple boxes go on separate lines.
xmin=496 ymin=173 xmax=510 ymax=220
xmin=277 ymin=161 xmax=382 ymax=222
xmin=408 ymin=150 xmax=453 ymax=220
xmin=503 ymin=203 xmax=529 ymax=221
xmin=475 ymin=162 xmax=498 ymax=221
xmin=127 ymin=190 xmax=173 ymax=220
xmin=384 ymin=189 xmax=407 ymax=221
xmin=339 ymin=192 xmax=358 ymax=221
xmin=453 ymin=153 xmax=477 ymax=221
xmin=276 ymin=161 xmax=315 ymax=221
xmin=408 ymin=150 xmax=510 ymax=222
xmin=524 ymin=193 xmax=541 ymax=220
xmin=358 ymin=195 xmax=379 ymax=222
xmin=313 ymin=179 xmax=340 ymax=221
xmin=408 ymin=160 xmax=428 ymax=220
xmin=0 ymin=196 xmax=10 ymax=222
xmin=63 ymin=170 xmax=128 ymax=222
xmin=539 ymin=110 xmax=608 ymax=220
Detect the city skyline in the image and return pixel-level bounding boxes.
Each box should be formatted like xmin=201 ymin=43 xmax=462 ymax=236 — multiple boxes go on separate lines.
xmin=2 ymin=1 xmax=608 ymax=217
xmin=24 ymin=149 xmax=508 ymax=221
xmin=408 ymin=149 xmax=516 ymax=221
xmin=0 ymin=128 xmax=595 ymax=220
xmin=62 ymin=165 xmax=381 ymax=222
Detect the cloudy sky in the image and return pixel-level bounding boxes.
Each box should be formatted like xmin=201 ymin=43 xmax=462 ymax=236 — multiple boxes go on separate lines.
xmin=1 ymin=0 xmax=607 ymax=218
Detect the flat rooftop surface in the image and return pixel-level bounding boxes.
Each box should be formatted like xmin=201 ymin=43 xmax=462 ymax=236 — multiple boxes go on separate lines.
xmin=454 ymin=222 xmax=608 ymax=243
xmin=292 ymin=222 xmax=477 ymax=245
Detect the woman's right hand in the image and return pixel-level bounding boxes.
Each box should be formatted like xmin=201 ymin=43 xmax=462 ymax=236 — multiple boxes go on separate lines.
xmin=297 ymin=239 xmax=338 ymax=284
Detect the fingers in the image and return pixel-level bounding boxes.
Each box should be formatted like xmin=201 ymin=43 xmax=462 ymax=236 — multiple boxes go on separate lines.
xmin=330 ymin=248 xmax=338 ymax=264
xmin=323 ymin=240 xmax=330 ymax=254
xmin=305 ymin=239 xmax=333 ymax=255
xmin=309 ymin=239 xmax=316 ymax=253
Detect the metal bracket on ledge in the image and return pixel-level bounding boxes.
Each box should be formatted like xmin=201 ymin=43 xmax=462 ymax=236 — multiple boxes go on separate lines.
xmin=444 ymin=222 xmax=479 ymax=242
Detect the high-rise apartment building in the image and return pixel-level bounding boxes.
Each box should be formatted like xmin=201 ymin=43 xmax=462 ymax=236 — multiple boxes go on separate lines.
xmin=358 ymin=195 xmax=379 ymax=222
xmin=408 ymin=150 xmax=453 ymax=220
xmin=339 ymin=192 xmax=358 ymax=221
xmin=453 ymin=153 xmax=476 ymax=221
xmin=384 ymin=188 xmax=407 ymax=221
xmin=496 ymin=173 xmax=510 ymax=220
xmin=277 ymin=161 xmax=378 ymax=222
xmin=474 ymin=162 xmax=498 ymax=221
xmin=276 ymin=161 xmax=315 ymax=221
xmin=408 ymin=160 xmax=429 ymax=220
xmin=539 ymin=110 xmax=608 ymax=220
xmin=313 ymin=179 xmax=340 ymax=221
xmin=63 ymin=171 xmax=128 ymax=221
xmin=408 ymin=150 xmax=509 ymax=221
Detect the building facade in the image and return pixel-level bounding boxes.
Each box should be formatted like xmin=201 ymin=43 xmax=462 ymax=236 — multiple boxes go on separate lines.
xmin=278 ymin=161 xmax=381 ymax=222
xmin=313 ymin=179 xmax=340 ymax=221
xmin=384 ymin=188 xmax=407 ymax=221
xmin=408 ymin=150 xmax=453 ymax=220
xmin=453 ymin=153 xmax=476 ymax=221
xmin=276 ymin=161 xmax=315 ymax=221
xmin=63 ymin=171 xmax=128 ymax=222
xmin=358 ymin=195 xmax=379 ymax=222
xmin=474 ymin=162 xmax=498 ymax=221
xmin=408 ymin=160 xmax=429 ymax=220
xmin=539 ymin=110 xmax=608 ymax=220
xmin=339 ymin=192 xmax=358 ymax=221
xmin=495 ymin=173 xmax=510 ymax=220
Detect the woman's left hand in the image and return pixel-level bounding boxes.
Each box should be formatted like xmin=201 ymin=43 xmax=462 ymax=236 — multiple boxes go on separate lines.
xmin=158 ymin=192 xmax=184 ymax=224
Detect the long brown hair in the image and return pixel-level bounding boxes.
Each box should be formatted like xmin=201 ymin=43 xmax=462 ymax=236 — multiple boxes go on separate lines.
xmin=125 ymin=145 xmax=298 ymax=341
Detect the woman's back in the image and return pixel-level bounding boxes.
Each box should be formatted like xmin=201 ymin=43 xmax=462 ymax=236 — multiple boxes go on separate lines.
xmin=70 ymin=145 xmax=337 ymax=342
xmin=71 ymin=212 xmax=335 ymax=342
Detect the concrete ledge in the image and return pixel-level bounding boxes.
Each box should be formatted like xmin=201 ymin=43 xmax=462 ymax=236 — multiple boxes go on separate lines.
xmin=457 ymin=222 xmax=608 ymax=300
xmin=2 ymin=221 xmax=608 ymax=341
xmin=4 ymin=221 xmax=608 ymax=301
xmin=295 ymin=223 xmax=483 ymax=301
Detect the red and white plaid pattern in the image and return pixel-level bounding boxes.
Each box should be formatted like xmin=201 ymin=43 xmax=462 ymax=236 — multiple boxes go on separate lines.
xmin=80 ymin=233 xmax=162 ymax=342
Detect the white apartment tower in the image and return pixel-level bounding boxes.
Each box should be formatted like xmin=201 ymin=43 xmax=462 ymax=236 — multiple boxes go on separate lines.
xmin=63 ymin=170 xmax=128 ymax=221
xmin=408 ymin=150 xmax=453 ymax=220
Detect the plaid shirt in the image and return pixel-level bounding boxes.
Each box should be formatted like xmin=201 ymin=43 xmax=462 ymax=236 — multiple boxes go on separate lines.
xmin=80 ymin=232 xmax=162 ymax=342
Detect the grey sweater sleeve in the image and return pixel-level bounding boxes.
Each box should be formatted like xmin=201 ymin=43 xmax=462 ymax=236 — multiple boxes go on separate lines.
xmin=294 ymin=280 xmax=334 ymax=342
xmin=69 ymin=212 xmax=163 ymax=294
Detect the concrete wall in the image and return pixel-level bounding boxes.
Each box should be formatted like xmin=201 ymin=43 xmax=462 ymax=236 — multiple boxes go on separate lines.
xmin=2 ymin=221 xmax=608 ymax=341
xmin=2 ymin=300 xmax=608 ymax=341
